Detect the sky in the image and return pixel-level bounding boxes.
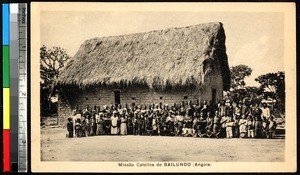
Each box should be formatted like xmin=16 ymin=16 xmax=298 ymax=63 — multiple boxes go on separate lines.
xmin=40 ymin=10 xmax=284 ymax=87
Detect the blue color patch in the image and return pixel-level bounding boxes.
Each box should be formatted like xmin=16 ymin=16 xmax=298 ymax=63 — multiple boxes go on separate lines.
xmin=2 ymin=4 xmax=10 ymax=45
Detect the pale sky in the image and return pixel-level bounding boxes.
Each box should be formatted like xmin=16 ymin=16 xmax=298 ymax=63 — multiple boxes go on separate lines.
xmin=40 ymin=11 xmax=284 ymax=86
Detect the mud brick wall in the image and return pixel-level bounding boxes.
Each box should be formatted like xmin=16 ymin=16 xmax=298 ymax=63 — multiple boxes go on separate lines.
xmin=58 ymin=69 xmax=224 ymax=126
xmin=58 ymin=84 xmax=223 ymax=126
xmin=57 ymin=93 xmax=73 ymax=127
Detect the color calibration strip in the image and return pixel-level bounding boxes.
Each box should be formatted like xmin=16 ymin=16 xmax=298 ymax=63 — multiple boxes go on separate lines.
xmin=3 ymin=3 xmax=11 ymax=172
xmin=10 ymin=4 xmax=20 ymax=172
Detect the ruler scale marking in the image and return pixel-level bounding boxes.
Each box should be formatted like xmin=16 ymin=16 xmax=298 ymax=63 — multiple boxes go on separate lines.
xmin=18 ymin=3 xmax=28 ymax=172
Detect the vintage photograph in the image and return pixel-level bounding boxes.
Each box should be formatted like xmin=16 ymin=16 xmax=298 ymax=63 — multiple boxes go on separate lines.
xmin=31 ymin=2 xmax=296 ymax=172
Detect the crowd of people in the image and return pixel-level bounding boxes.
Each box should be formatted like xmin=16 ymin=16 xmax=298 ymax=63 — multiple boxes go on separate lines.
xmin=66 ymin=99 xmax=277 ymax=139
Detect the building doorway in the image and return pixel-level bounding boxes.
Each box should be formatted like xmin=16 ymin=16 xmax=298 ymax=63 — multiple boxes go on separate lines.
xmin=212 ymin=88 xmax=216 ymax=105
xmin=113 ymin=90 xmax=121 ymax=105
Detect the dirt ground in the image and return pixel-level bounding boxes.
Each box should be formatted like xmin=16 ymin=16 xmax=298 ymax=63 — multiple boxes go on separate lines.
xmin=41 ymin=127 xmax=284 ymax=162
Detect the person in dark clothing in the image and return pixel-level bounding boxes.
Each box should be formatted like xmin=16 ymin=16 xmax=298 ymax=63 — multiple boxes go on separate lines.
xmin=145 ymin=112 xmax=153 ymax=135
xmin=201 ymin=100 xmax=210 ymax=119
xmin=218 ymin=100 xmax=227 ymax=118
xmin=127 ymin=114 xmax=134 ymax=135
xmin=198 ymin=111 xmax=207 ymax=137
xmin=139 ymin=113 xmax=146 ymax=135
xmin=133 ymin=112 xmax=139 ymax=135
xmin=225 ymin=101 xmax=234 ymax=119
xmin=80 ymin=117 xmax=87 ymax=137
xmin=75 ymin=118 xmax=81 ymax=138
xmin=251 ymin=103 xmax=263 ymax=138
xmin=67 ymin=117 xmax=73 ymax=138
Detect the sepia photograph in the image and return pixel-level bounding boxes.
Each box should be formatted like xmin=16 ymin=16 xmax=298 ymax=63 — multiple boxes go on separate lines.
xmin=31 ymin=2 xmax=296 ymax=172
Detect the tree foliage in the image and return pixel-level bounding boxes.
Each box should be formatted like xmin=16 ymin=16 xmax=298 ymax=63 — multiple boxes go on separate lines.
xmin=230 ymin=65 xmax=253 ymax=91
xmin=40 ymin=45 xmax=71 ymax=86
xmin=226 ymin=86 xmax=263 ymax=105
xmin=40 ymin=45 xmax=71 ymax=116
xmin=255 ymin=71 xmax=285 ymax=112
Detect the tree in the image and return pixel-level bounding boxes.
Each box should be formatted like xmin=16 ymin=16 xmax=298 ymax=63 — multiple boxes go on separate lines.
xmin=40 ymin=45 xmax=71 ymax=115
xmin=230 ymin=64 xmax=253 ymax=91
xmin=40 ymin=45 xmax=71 ymax=85
xmin=228 ymin=86 xmax=263 ymax=104
xmin=255 ymin=71 xmax=285 ymax=113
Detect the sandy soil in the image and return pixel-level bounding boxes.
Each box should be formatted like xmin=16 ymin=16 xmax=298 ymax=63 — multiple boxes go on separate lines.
xmin=41 ymin=127 xmax=284 ymax=162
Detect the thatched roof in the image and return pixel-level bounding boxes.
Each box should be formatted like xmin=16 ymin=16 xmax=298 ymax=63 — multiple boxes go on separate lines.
xmin=56 ymin=22 xmax=230 ymax=90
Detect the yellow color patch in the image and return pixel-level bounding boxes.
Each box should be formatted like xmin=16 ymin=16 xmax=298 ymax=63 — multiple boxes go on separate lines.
xmin=3 ymin=88 xmax=10 ymax=129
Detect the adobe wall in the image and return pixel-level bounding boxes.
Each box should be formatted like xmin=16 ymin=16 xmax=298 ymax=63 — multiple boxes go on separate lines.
xmin=57 ymin=77 xmax=223 ymax=126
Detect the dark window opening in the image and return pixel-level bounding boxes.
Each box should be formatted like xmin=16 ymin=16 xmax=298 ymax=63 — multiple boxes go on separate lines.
xmin=183 ymin=96 xmax=188 ymax=100
xmin=113 ymin=90 xmax=121 ymax=105
xmin=132 ymin=97 xmax=136 ymax=100
xmin=160 ymin=97 xmax=163 ymax=100
xmin=85 ymin=97 xmax=88 ymax=100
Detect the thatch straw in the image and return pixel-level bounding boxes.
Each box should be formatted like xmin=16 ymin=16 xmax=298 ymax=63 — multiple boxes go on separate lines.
xmin=56 ymin=22 xmax=230 ymax=90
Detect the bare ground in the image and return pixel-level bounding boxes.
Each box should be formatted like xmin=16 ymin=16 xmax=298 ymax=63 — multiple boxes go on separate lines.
xmin=41 ymin=127 xmax=284 ymax=162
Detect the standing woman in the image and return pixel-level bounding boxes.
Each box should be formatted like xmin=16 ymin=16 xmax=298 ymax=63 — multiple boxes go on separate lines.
xmin=233 ymin=102 xmax=242 ymax=138
xmin=145 ymin=110 xmax=153 ymax=135
xmin=72 ymin=105 xmax=81 ymax=137
xmin=90 ymin=115 xmax=96 ymax=136
xmin=252 ymin=103 xmax=262 ymax=138
xmin=152 ymin=112 xmax=158 ymax=135
xmin=213 ymin=110 xmax=221 ymax=138
xmin=120 ymin=113 xmax=127 ymax=135
xmin=111 ymin=111 xmax=119 ymax=135
xmin=97 ymin=113 xmax=105 ymax=135
xmin=126 ymin=113 xmax=133 ymax=135
xmin=132 ymin=112 xmax=138 ymax=135
xmin=95 ymin=109 xmax=100 ymax=135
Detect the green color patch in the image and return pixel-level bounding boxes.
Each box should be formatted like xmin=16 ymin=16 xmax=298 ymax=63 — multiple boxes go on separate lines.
xmin=3 ymin=46 xmax=10 ymax=87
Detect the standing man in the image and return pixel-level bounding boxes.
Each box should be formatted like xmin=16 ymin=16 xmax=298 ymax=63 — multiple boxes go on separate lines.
xmin=261 ymin=103 xmax=271 ymax=120
xmin=218 ymin=100 xmax=227 ymax=119
xmin=241 ymin=100 xmax=250 ymax=120
xmin=252 ymin=103 xmax=262 ymax=138
xmin=201 ymin=100 xmax=210 ymax=119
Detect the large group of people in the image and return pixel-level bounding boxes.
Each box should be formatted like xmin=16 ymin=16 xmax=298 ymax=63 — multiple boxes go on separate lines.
xmin=66 ymin=99 xmax=277 ymax=139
